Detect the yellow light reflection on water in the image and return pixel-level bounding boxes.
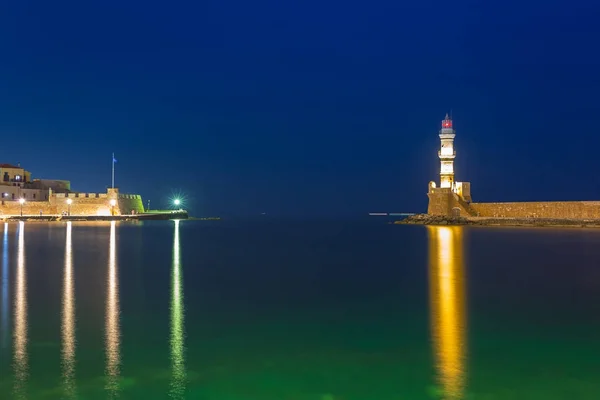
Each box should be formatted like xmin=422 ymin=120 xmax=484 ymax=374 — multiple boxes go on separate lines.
xmin=62 ymin=222 xmax=76 ymax=398
xmin=170 ymin=220 xmax=186 ymax=398
xmin=427 ymin=226 xmax=466 ymax=400
xmin=1 ymin=223 xmax=9 ymax=349
xmin=13 ymin=221 xmax=27 ymax=399
xmin=105 ymin=221 xmax=121 ymax=397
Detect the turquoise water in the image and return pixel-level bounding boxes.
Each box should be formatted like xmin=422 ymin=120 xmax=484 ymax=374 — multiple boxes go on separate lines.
xmin=0 ymin=220 xmax=599 ymax=399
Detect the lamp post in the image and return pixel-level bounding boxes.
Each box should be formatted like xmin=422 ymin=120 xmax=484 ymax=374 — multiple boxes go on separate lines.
xmin=66 ymin=198 xmax=72 ymax=216
xmin=19 ymin=198 xmax=25 ymax=217
xmin=110 ymin=199 xmax=116 ymax=216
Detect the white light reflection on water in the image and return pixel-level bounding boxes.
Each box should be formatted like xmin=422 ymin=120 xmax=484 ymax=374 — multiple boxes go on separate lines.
xmin=427 ymin=226 xmax=467 ymax=400
xmin=105 ymin=221 xmax=121 ymax=397
xmin=170 ymin=220 xmax=186 ymax=398
xmin=62 ymin=222 xmax=76 ymax=398
xmin=13 ymin=221 xmax=27 ymax=399
xmin=1 ymin=223 xmax=9 ymax=350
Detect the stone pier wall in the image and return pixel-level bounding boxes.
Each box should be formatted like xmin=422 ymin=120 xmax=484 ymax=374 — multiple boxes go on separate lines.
xmin=427 ymin=191 xmax=600 ymax=219
xmin=470 ymin=201 xmax=600 ymax=219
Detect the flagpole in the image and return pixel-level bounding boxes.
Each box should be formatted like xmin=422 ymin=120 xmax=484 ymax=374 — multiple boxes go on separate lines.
xmin=112 ymin=153 xmax=115 ymax=189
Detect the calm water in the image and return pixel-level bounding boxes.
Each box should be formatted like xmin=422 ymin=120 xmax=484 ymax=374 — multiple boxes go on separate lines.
xmin=0 ymin=220 xmax=599 ymax=400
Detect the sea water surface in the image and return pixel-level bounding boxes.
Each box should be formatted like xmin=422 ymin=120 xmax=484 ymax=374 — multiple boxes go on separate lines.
xmin=0 ymin=219 xmax=599 ymax=400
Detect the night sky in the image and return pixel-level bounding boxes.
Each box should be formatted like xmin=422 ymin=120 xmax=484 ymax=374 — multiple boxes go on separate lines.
xmin=1 ymin=1 xmax=599 ymax=216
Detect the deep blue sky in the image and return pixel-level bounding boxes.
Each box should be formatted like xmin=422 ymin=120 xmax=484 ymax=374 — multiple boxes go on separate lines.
xmin=1 ymin=1 xmax=599 ymax=216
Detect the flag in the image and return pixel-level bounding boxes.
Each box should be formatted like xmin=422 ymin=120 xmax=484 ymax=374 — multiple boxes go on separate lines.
xmin=113 ymin=154 xmax=117 ymax=163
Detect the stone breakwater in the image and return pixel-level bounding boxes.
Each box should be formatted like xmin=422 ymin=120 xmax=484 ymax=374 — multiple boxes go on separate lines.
xmin=0 ymin=210 xmax=189 ymax=222
xmin=395 ymin=214 xmax=600 ymax=228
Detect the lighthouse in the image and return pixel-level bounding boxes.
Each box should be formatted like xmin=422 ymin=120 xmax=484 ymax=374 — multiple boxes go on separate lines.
xmin=427 ymin=113 xmax=472 ymax=216
xmin=438 ymin=113 xmax=456 ymax=189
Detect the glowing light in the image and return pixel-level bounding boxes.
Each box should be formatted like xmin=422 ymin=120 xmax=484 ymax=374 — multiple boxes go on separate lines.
xmin=109 ymin=199 xmax=117 ymax=207
xmin=168 ymin=191 xmax=187 ymax=209
xmin=96 ymin=208 xmax=111 ymax=216
xmin=62 ymin=222 xmax=76 ymax=399
xmin=440 ymin=147 xmax=454 ymax=156
xmin=427 ymin=226 xmax=466 ymax=400
xmin=441 ymin=164 xmax=454 ymax=174
xmin=66 ymin=199 xmax=73 ymax=205
xmin=105 ymin=221 xmax=120 ymax=397
xmin=13 ymin=221 xmax=28 ymax=399
xmin=18 ymin=198 xmax=25 ymax=205
xmin=1 ymin=223 xmax=8 ymax=349
xmin=170 ymin=220 xmax=186 ymax=398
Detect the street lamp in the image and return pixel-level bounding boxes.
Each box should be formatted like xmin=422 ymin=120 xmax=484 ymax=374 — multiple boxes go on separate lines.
xmin=19 ymin=198 xmax=25 ymax=217
xmin=173 ymin=199 xmax=181 ymax=207
xmin=109 ymin=199 xmax=116 ymax=216
xmin=66 ymin=198 xmax=72 ymax=216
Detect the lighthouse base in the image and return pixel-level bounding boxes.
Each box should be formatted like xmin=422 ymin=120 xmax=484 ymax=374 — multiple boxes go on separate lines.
xmin=427 ymin=182 xmax=475 ymax=217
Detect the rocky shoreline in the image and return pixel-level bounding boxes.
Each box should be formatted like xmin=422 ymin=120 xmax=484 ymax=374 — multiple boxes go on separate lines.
xmin=395 ymin=214 xmax=600 ymax=228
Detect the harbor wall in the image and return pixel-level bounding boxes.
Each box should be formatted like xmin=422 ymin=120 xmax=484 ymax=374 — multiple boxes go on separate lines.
xmin=470 ymin=201 xmax=600 ymax=219
xmin=427 ymin=187 xmax=600 ymax=219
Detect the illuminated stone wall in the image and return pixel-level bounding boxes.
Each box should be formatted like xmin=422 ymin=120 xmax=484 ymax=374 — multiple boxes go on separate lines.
xmin=427 ymin=188 xmax=475 ymax=217
xmin=0 ymin=188 xmax=144 ymax=216
xmin=117 ymin=194 xmax=144 ymax=215
xmin=427 ymin=182 xmax=600 ymax=219
xmin=0 ymin=201 xmax=55 ymax=216
xmin=470 ymin=201 xmax=600 ymax=219
xmin=427 ymin=189 xmax=454 ymax=216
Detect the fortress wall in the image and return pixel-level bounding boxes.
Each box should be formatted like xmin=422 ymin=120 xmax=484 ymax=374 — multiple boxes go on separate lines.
xmin=470 ymin=201 xmax=600 ymax=219
xmin=117 ymin=195 xmax=145 ymax=215
xmin=0 ymin=201 xmax=56 ymax=216
xmin=0 ymin=191 xmax=145 ymax=216
xmin=54 ymin=196 xmax=114 ymax=216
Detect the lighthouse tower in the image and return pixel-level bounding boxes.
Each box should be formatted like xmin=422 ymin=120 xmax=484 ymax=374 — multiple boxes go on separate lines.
xmin=428 ymin=113 xmax=472 ymax=216
xmin=438 ymin=113 xmax=456 ymax=190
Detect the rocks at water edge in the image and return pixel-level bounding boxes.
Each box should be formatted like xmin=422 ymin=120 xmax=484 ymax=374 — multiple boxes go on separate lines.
xmin=395 ymin=214 xmax=469 ymax=226
xmin=394 ymin=214 xmax=600 ymax=228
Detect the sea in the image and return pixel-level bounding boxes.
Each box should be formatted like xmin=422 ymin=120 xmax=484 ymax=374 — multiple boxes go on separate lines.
xmin=0 ymin=219 xmax=599 ymax=400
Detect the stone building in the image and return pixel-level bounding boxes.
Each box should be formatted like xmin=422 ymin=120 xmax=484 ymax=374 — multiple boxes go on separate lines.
xmin=0 ymin=163 xmax=31 ymax=184
xmin=0 ymin=163 xmax=70 ymax=203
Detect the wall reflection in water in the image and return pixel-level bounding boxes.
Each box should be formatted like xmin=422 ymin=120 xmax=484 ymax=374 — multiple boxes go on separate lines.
xmin=427 ymin=226 xmax=467 ymax=400
xmin=62 ymin=222 xmax=76 ymax=398
xmin=13 ymin=221 xmax=27 ymax=399
xmin=105 ymin=221 xmax=121 ymax=397
xmin=170 ymin=220 xmax=187 ymax=398
xmin=1 ymin=223 xmax=9 ymax=349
